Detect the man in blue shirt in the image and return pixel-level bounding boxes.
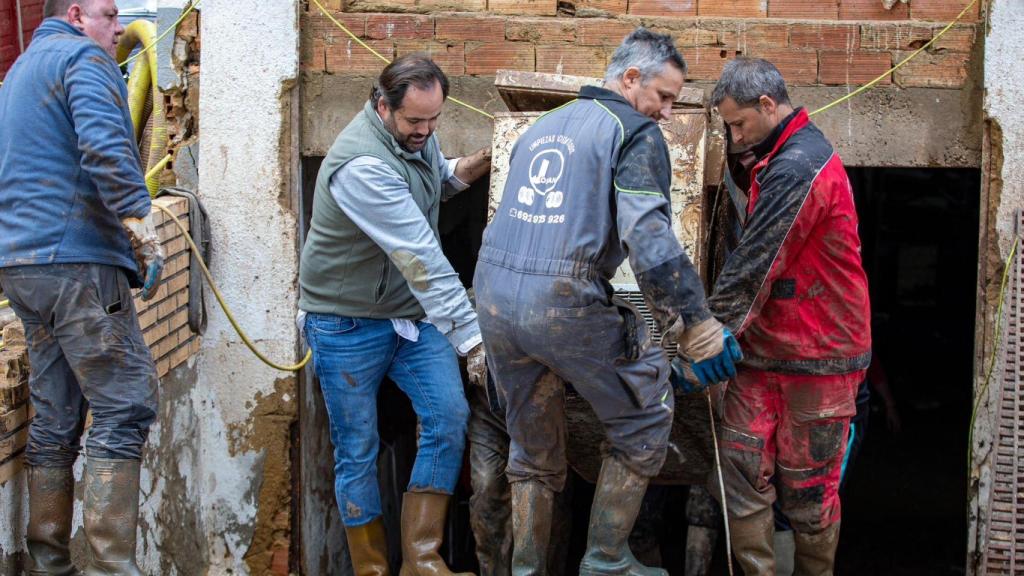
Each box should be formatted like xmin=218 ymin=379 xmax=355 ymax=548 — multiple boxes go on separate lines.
xmin=0 ymin=0 xmax=164 ymax=573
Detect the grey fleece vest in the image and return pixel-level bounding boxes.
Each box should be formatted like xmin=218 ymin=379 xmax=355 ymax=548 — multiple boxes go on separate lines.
xmin=298 ymin=101 xmax=442 ymax=319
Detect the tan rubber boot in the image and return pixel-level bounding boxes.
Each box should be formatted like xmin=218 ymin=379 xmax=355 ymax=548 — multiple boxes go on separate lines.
xmin=398 ymin=492 xmax=472 ymax=576
xmin=27 ymin=466 xmax=81 ymax=576
xmin=793 ymin=522 xmax=840 ymax=576
xmin=578 ymin=458 xmax=667 ymax=576
xmin=510 ymin=480 xmax=554 ymax=576
xmin=82 ymin=457 xmax=144 ymax=576
xmin=728 ymin=508 xmax=775 ymax=576
xmin=346 ymin=517 xmax=391 ymax=576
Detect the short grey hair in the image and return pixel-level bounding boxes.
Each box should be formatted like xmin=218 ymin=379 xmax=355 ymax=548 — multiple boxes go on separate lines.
xmin=44 ymin=0 xmax=88 ymax=18
xmin=710 ymin=57 xmax=791 ymax=108
xmin=604 ymin=27 xmax=687 ymax=85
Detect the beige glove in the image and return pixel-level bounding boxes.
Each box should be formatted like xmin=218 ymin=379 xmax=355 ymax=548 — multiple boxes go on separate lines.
xmin=121 ymin=214 xmax=165 ymax=301
xmin=466 ymin=343 xmax=487 ymax=387
xmin=676 ymin=317 xmax=726 ymax=362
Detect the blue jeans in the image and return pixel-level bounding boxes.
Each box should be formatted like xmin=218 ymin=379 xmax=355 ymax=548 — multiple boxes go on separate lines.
xmin=305 ymin=313 xmax=470 ymax=527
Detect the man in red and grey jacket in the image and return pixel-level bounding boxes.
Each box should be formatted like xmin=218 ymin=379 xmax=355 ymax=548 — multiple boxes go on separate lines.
xmin=707 ymin=57 xmax=871 ymax=575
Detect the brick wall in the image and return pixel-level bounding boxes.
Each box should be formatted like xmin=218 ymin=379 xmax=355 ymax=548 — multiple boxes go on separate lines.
xmin=303 ymin=0 xmax=979 ymax=88
xmin=0 ymin=197 xmax=200 ymax=483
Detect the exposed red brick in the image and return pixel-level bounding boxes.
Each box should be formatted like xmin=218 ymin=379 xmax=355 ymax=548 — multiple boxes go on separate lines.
xmin=629 ymin=0 xmax=697 ymax=16
xmin=679 ymin=47 xmax=740 ymax=81
xmin=365 ymin=14 xmax=433 ymax=40
xmin=506 ymin=18 xmax=577 ymax=42
xmin=746 ymin=47 xmax=818 ymax=84
xmin=645 ymin=21 xmax=719 ymax=46
xmin=395 ymin=40 xmax=466 ymax=75
xmin=436 ymin=14 xmax=506 ymax=41
xmin=839 ymin=0 xmax=909 ymax=20
xmin=930 ymin=24 xmax=976 ymax=52
xmin=488 ymin=0 xmax=557 ymax=16
xmin=859 ymin=23 xmax=931 ymax=50
xmin=324 ymin=39 xmax=394 ymax=74
xmin=465 ymin=41 xmax=535 ymax=74
xmin=536 ymin=45 xmax=609 ymax=76
xmin=577 ymin=18 xmax=637 ymax=45
xmin=818 ymin=50 xmax=891 ymax=85
xmin=305 ymin=10 xmax=367 ymax=37
xmin=789 ymin=24 xmax=859 ymax=49
xmin=571 ymin=0 xmax=628 ymax=13
xmin=418 ymin=0 xmax=486 ymax=9
xmin=892 ymin=49 xmax=969 ymax=88
xmin=909 ymin=0 xmax=980 ymax=22
xmin=718 ymin=23 xmax=789 ymax=50
xmin=698 ymin=0 xmax=767 ymax=18
xmin=767 ymin=0 xmax=839 ymax=19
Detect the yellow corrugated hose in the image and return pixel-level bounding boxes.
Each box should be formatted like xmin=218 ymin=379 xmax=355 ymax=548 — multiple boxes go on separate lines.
xmin=117 ymin=20 xmax=168 ymax=197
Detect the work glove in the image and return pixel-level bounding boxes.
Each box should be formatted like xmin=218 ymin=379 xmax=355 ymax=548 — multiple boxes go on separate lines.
xmin=677 ymin=317 xmax=744 ymax=388
xmin=668 ymin=357 xmax=704 ymax=394
xmin=121 ymin=214 xmax=165 ymax=301
xmin=466 ymin=343 xmax=487 ymax=387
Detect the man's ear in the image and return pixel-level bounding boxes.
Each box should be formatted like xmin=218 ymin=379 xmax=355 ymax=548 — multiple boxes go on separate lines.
xmin=623 ymin=67 xmax=642 ymax=89
xmin=67 ymin=3 xmax=85 ymax=28
xmin=758 ymin=94 xmax=777 ymax=116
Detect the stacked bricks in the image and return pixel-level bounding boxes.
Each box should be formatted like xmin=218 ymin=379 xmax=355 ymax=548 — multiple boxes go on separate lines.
xmin=303 ymin=0 xmax=978 ymax=88
xmin=139 ymin=196 xmax=200 ymax=379
xmin=0 ymin=197 xmax=200 ymax=485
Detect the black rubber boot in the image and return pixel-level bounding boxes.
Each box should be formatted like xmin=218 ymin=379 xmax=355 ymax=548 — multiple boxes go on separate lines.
xmin=578 ymin=458 xmax=666 ymax=576
xmin=27 ymin=466 xmax=81 ymax=575
xmin=82 ymin=458 xmax=144 ymax=576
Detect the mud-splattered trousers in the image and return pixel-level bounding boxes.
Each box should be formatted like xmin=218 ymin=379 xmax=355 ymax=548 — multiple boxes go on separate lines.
xmin=0 ymin=264 xmax=158 ymax=467
xmin=306 ymin=313 xmax=469 ymax=527
xmin=708 ymin=109 xmax=871 ymax=545
xmin=467 ymin=383 xmax=572 ymax=575
xmin=474 ymin=86 xmax=713 ymax=490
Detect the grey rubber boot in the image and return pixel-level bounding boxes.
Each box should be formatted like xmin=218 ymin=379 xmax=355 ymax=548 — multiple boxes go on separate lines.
xmin=774 ymin=529 xmax=796 ymax=576
xmin=510 ymin=480 xmax=554 ymax=576
xmin=82 ymin=458 xmax=144 ymax=576
xmin=27 ymin=466 xmax=81 ymax=576
xmin=793 ymin=522 xmax=840 ymax=576
xmin=728 ymin=509 xmax=775 ymax=576
xmin=578 ymin=458 xmax=667 ymax=576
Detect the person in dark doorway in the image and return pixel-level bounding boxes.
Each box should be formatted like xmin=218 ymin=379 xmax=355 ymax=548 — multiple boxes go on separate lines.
xmin=298 ymin=54 xmax=492 ymax=576
xmin=0 ymin=0 xmax=165 ymax=573
xmin=707 ymin=57 xmax=872 ymax=575
xmin=474 ymin=28 xmax=742 ymax=576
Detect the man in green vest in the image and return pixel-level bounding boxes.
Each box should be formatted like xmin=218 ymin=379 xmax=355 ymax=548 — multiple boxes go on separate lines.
xmin=298 ymin=54 xmax=491 ymax=575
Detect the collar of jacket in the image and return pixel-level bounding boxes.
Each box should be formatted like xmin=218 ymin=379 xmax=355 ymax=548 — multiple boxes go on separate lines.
xmin=33 ymin=18 xmax=86 ymax=42
xmin=578 ymin=85 xmax=631 ymax=107
xmin=360 ymin=99 xmax=431 ymax=167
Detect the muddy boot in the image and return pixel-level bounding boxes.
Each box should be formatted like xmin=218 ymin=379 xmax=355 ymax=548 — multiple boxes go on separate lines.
xmin=683 ymin=525 xmax=717 ymax=576
xmin=346 ymin=517 xmax=391 ymax=576
xmin=510 ymin=480 xmax=554 ymax=576
xmin=398 ymin=492 xmax=472 ymax=576
xmin=774 ymin=529 xmax=795 ymax=576
xmin=27 ymin=466 xmax=80 ymax=576
xmin=728 ymin=509 xmax=775 ymax=576
xmin=792 ymin=522 xmax=840 ymax=576
xmin=578 ymin=458 xmax=666 ymax=576
xmin=82 ymin=458 xmax=144 ymax=576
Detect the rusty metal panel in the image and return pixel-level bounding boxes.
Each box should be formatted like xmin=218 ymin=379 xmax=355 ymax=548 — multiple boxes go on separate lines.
xmin=982 ymin=211 xmax=1024 ymax=575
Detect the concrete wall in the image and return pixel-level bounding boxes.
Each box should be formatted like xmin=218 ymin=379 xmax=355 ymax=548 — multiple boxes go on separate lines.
xmin=969 ymin=0 xmax=1024 ymax=573
xmin=194 ymin=0 xmax=301 ymax=573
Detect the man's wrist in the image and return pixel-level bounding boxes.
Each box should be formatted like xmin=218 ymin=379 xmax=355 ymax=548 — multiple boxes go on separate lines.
xmin=457 ymin=333 xmax=482 ymax=356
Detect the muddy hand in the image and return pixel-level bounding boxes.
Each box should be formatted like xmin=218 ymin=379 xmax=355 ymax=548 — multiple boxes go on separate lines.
xmin=466 ymin=343 xmax=487 ymax=386
xmin=678 ymin=318 xmax=743 ymax=387
xmin=121 ymin=214 xmax=165 ymax=301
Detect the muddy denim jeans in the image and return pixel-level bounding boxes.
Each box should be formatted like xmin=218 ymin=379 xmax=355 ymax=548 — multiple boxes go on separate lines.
xmin=305 ymin=313 xmax=469 ymax=527
xmin=0 ymin=264 xmax=158 ymax=467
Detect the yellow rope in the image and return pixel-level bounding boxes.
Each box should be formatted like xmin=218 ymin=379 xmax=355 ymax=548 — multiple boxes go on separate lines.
xmin=154 ymin=204 xmax=312 ymax=372
xmin=968 ymin=236 xmax=1019 ymax=473
xmin=308 ymin=0 xmax=494 ymax=120
xmin=120 ymin=0 xmax=201 ymax=69
xmin=810 ymin=0 xmax=978 ymax=117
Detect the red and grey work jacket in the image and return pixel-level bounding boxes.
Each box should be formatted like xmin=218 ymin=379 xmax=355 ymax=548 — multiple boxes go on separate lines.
xmin=709 ymin=108 xmax=871 ymax=375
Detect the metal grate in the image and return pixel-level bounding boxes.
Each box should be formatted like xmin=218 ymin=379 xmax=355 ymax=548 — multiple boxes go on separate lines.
xmin=613 ymin=285 xmax=677 ymax=360
xmin=983 ymin=211 xmax=1024 ymax=575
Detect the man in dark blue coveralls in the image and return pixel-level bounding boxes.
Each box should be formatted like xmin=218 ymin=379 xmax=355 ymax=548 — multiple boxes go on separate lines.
xmin=474 ymin=28 xmax=742 ymax=576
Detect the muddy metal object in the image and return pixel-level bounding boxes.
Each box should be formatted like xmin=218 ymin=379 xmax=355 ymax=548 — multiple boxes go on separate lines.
xmin=26 ymin=466 xmax=79 ymax=576
xmin=490 ymin=70 xmax=715 ymax=485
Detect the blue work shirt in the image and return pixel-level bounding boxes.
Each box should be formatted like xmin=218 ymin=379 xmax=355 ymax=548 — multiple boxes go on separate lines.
xmin=0 ymin=19 xmax=150 ymax=284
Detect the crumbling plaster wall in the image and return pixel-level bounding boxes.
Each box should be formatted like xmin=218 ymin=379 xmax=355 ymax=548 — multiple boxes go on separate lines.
xmin=969 ymin=0 xmax=1024 ymax=573
xmin=195 ymin=1 xmax=301 ymax=574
